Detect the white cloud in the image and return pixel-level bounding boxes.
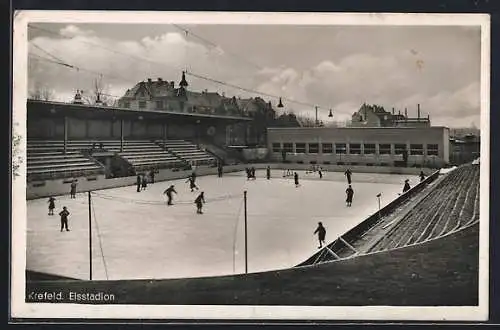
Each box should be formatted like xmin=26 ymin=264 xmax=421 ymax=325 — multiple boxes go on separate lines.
xmin=28 ymin=24 xmax=481 ymax=128
xmin=59 ymin=25 xmax=95 ymax=38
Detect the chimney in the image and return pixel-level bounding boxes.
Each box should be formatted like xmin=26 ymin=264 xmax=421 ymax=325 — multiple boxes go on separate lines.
xmin=158 ymin=77 xmax=163 ymax=82
xmin=170 ymin=81 xmax=174 ymax=88
xmin=398 ymin=110 xmax=401 ymax=116
xmin=417 ymin=103 xmax=420 ymax=119
xmin=147 ymin=78 xmax=152 ymax=83
xmin=392 ymin=107 xmax=395 ymax=115
xmin=404 ymin=108 xmax=408 ymax=118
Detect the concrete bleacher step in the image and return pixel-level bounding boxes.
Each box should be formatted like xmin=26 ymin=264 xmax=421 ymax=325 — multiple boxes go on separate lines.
xmin=28 ymin=161 xmax=98 ymax=170
xmin=28 ymin=165 xmax=102 ymax=175
xmin=28 ymin=153 xmax=83 ymax=159
xmin=28 ymin=158 xmax=95 ymax=165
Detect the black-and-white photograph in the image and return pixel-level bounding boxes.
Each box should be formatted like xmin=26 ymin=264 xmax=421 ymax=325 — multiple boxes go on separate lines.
xmin=11 ymin=11 xmax=489 ymax=321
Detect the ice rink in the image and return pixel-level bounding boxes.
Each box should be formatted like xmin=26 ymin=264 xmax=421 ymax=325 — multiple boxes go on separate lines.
xmin=26 ymin=169 xmax=419 ymax=280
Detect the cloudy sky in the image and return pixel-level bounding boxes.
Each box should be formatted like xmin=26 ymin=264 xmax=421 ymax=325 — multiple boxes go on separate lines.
xmin=27 ymin=22 xmax=481 ymax=128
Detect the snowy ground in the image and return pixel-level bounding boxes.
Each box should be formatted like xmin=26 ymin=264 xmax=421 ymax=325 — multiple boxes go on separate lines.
xmin=26 ymin=169 xmax=419 ymax=280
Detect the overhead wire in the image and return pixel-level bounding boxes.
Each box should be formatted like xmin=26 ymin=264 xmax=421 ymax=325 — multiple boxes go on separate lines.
xmin=28 ymin=24 xmax=333 ymax=113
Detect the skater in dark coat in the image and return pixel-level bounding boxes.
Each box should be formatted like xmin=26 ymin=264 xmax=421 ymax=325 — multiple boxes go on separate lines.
xmin=403 ymin=179 xmax=411 ymax=193
xmin=419 ymin=171 xmax=425 ymax=182
xmin=344 ymin=169 xmax=352 ymax=184
xmin=163 ymin=185 xmax=177 ymax=205
xmin=141 ymin=175 xmax=148 ymax=190
xmin=251 ymin=167 xmax=256 ymax=179
xmin=318 ymin=167 xmax=323 ymax=179
xmin=136 ymin=175 xmax=142 ymax=192
xmin=195 ymin=192 xmax=206 ymax=214
xmin=70 ymin=180 xmax=78 ymax=198
xmin=313 ymin=222 xmax=326 ymax=249
xmin=266 ymin=166 xmax=271 ymax=180
xmin=294 ymin=172 xmax=299 ymax=187
xmin=346 ymin=185 xmax=354 ymax=207
xmin=47 ymin=196 xmax=56 ymax=215
xmin=218 ymin=163 xmax=223 ymax=177
xmin=186 ymin=175 xmax=199 ymax=192
xmin=150 ymin=169 xmax=155 ymax=184
xmin=59 ymin=206 xmax=70 ymax=232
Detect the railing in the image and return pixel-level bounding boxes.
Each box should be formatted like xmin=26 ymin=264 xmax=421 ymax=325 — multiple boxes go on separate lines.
xmin=296 ymin=168 xmax=441 ymax=267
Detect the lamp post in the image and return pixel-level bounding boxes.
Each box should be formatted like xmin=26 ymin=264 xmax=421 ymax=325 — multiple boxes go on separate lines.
xmin=376 ymin=193 xmax=382 ymax=220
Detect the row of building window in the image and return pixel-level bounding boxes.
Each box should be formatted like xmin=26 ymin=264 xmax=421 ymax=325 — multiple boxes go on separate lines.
xmin=272 ymin=143 xmax=439 ymax=156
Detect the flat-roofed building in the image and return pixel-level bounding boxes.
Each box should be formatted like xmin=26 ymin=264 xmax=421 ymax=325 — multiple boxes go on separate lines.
xmin=267 ymin=126 xmax=449 ymax=168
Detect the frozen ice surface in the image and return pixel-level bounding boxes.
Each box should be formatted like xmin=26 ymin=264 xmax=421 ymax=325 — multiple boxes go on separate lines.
xmin=26 ymin=170 xmax=419 ymax=280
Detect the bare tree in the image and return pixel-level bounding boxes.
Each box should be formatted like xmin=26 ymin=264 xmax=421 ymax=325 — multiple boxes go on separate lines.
xmin=82 ymin=76 xmax=113 ymax=106
xmin=296 ymin=114 xmax=325 ymax=127
xmin=29 ymin=82 xmax=54 ymax=101
xmin=11 ymin=123 xmax=22 ymax=178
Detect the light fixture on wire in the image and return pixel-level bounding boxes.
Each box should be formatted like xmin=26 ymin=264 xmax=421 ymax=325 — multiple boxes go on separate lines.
xmin=277 ymin=97 xmax=284 ymax=108
xmin=328 ymin=109 xmax=333 ymax=118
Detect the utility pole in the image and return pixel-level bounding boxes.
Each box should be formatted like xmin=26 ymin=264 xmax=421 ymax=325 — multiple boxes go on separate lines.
xmin=376 ymin=193 xmax=382 ymax=220
xmin=244 ymin=190 xmax=248 ymax=274
xmin=315 ymin=106 xmax=319 ymax=126
xmin=88 ymin=191 xmax=93 ymax=281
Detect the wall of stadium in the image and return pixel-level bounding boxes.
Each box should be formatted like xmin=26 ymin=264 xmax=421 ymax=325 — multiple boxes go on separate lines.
xmin=27 ymin=162 xmax=432 ymax=199
xmin=267 ymin=126 xmax=450 ymax=167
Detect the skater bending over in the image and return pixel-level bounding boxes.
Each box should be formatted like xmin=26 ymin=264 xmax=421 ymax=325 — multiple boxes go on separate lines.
xmin=195 ymin=192 xmax=206 ymax=214
xmin=186 ymin=174 xmax=199 ymax=192
xmin=314 ymin=222 xmax=326 ymax=249
xmin=403 ymin=179 xmax=411 ymax=193
xmin=163 ymin=185 xmax=177 ymax=205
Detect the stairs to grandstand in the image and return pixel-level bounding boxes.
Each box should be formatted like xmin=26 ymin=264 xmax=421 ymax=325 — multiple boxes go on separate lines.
xmin=297 ymin=162 xmax=480 ymax=267
xmin=27 ymin=140 xmax=105 ymax=181
xmin=154 ymin=139 xmax=217 ymax=166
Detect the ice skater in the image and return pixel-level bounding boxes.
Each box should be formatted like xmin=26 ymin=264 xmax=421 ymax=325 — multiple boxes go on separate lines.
xmin=419 ymin=171 xmax=425 ymax=182
xmin=344 ymin=169 xmax=352 ymax=184
xmin=266 ymin=166 xmax=271 ymax=180
xmin=70 ymin=179 xmax=78 ymax=198
xmin=313 ymin=222 xmax=326 ymax=249
xmin=195 ymin=191 xmax=206 ymax=214
xmin=141 ymin=174 xmax=148 ymax=190
xmin=136 ymin=174 xmax=142 ymax=192
xmin=318 ymin=167 xmax=323 ymax=179
xmin=59 ymin=206 xmax=70 ymax=232
xmin=186 ymin=174 xmax=199 ymax=192
xmin=218 ymin=163 xmax=223 ymax=177
xmin=346 ymin=185 xmax=354 ymax=207
xmin=149 ymin=169 xmax=156 ymax=184
xmin=251 ymin=167 xmax=256 ymax=179
xmin=163 ymin=185 xmax=177 ymax=205
xmin=294 ymin=172 xmax=300 ymax=187
xmin=403 ymin=179 xmax=411 ymax=193
xmin=47 ymin=196 xmax=56 ymax=215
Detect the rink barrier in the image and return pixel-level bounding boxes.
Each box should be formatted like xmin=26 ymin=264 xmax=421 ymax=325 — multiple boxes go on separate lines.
xmin=296 ymin=169 xmax=441 ymax=267
xmin=26 ymin=163 xmax=436 ymax=200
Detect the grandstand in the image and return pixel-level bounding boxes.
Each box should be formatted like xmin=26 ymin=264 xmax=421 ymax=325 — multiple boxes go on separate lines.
xmin=27 ymin=140 xmax=104 ymax=181
xmin=297 ymin=162 xmax=480 ymax=266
